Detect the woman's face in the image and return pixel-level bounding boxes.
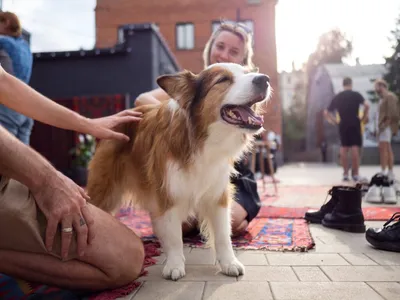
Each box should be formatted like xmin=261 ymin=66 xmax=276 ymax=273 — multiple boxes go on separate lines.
xmin=209 ymin=30 xmax=246 ymax=66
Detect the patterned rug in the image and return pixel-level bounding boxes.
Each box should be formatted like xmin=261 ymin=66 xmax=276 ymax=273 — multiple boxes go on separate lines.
xmin=117 ymin=208 xmax=315 ymax=252
xmin=258 ymin=205 xmax=400 ymax=221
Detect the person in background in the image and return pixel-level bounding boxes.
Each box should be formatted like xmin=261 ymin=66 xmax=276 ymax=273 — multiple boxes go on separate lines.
xmin=0 ymin=11 xmax=33 ymax=145
xmin=374 ymin=78 xmax=399 ymax=180
xmin=135 ymin=21 xmax=262 ymax=236
xmin=324 ymin=77 xmax=369 ymax=182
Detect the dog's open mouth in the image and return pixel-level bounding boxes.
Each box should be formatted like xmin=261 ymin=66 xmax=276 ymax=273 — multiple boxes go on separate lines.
xmin=221 ymin=101 xmax=264 ymax=130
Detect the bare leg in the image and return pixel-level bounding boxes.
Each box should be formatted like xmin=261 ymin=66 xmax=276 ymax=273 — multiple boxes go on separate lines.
xmin=231 ymin=201 xmax=249 ymax=236
xmin=350 ymin=146 xmax=360 ymax=176
xmin=152 ymin=207 xmax=185 ymax=281
xmin=340 ymin=146 xmax=349 ymax=177
xmin=0 ymin=204 xmax=145 ymax=291
xmin=379 ymin=142 xmax=388 ymax=172
xmin=388 ymin=143 xmax=394 ymax=171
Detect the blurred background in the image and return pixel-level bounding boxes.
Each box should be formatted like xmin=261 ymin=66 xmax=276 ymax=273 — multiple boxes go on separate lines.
xmin=2 ymin=0 xmax=400 ymax=177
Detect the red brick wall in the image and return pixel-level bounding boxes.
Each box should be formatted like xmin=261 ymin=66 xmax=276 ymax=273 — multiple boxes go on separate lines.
xmin=95 ymin=0 xmax=281 ymax=134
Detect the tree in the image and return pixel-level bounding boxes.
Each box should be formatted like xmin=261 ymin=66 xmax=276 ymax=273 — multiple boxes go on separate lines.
xmin=382 ymin=12 xmax=400 ymax=99
xmin=306 ymin=28 xmax=353 ymax=78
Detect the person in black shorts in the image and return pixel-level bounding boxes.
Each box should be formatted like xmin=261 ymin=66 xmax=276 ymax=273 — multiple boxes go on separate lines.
xmin=324 ymin=77 xmax=369 ymax=181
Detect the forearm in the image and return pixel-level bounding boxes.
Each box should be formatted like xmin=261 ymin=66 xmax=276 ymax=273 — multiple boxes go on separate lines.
xmin=0 ymin=125 xmax=55 ymax=192
xmin=0 ymin=72 xmax=91 ymax=133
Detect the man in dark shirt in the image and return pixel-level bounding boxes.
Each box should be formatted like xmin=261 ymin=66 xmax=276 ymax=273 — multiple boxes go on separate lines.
xmin=324 ymin=77 xmax=369 ymax=181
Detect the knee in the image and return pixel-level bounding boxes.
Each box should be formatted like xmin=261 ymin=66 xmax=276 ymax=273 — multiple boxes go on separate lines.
xmin=107 ymin=234 xmax=145 ymax=288
xmin=231 ymin=218 xmax=248 ymax=236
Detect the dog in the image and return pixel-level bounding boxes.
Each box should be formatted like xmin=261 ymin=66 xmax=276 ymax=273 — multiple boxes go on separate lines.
xmin=87 ymin=62 xmax=270 ymax=281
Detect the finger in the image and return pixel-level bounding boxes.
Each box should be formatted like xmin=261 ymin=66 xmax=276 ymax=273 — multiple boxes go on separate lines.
xmin=73 ymin=213 xmax=89 ymax=257
xmin=78 ymin=187 xmax=91 ymax=201
xmin=81 ymin=205 xmax=95 ymax=244
xmin=106 ymin=130 xmax=130 ymax=142
xmin=118 ymin=110 xmax=143 ymax=117
xmin=61 ymin=216 xmax=74 ymax=260
xmin=45 ymin=217 xmax=59 ymax=252
xmin=117 ymin=116 xmax=143 ymax=124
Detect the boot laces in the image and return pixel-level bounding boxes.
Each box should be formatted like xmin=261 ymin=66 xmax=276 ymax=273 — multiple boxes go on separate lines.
xmin=383 ymin=212 xmax=400 ymax=230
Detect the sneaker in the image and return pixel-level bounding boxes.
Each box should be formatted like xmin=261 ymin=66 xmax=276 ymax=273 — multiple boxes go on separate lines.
xmin=366 ymin=212 xmax=400 ymax=252
xmin=343 ymin=175 xmax=350 ymax=182
xmin=365 ymin=185 xmax=382 ymax=203
xmin=387 ymin=170 xmax=395 ymax=181
xmin=352 ymin=175 xmax=368 ymax=183
xmin=382 ymin=176 xmax=397 ymax=204
xmin=364 ymin=173 xmax=384 ymax=203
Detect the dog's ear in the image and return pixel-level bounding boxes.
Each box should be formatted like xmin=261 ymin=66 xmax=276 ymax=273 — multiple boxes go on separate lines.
xmin=157 ymin=70 xmax=197 ymax=103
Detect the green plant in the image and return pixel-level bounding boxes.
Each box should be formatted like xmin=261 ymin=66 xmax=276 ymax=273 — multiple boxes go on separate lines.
xmin=69 ymin=134 xmax=96 ymax=168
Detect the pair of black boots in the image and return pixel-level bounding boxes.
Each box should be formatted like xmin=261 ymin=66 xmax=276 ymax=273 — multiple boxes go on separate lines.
xmin=304 ymin=185 xmax=366 ymax=233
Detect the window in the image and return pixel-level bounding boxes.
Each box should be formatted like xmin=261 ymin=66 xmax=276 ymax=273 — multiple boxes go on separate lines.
xmin=212 ymin=21 xmax=221 ymax=33
xmin=240 ymin=20 xmax=254 ymax=35
xmin=176 ymin=23 xmax=194 ymax=50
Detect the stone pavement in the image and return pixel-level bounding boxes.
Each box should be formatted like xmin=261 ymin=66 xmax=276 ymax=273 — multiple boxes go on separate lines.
xmin=120 ymin=163 xmax=400 ymax=300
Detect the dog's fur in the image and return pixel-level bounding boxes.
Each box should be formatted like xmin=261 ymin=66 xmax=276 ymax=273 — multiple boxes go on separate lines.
xmin=87 ymin=63 xmax=270 ymax=280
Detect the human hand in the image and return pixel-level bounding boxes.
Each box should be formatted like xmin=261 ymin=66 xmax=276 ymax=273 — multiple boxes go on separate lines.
xmin=31 ymin=171 xmax=94 ymax=260
xmin=86 ymin=110 xmax=142 ymax=141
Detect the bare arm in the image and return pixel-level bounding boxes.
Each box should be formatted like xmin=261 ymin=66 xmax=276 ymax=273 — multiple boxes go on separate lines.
xmin=0 ymin=125 xmax=55 ymax=192
xmin=323 ymin=109 xmax=337 ymax=125
xmin=135 ymin=87 xmax=170 ymax=107
xmin=361 ymin=100 xmax=370 ymax=124
xmin=0 ymin=67 xmax=142 ymax=141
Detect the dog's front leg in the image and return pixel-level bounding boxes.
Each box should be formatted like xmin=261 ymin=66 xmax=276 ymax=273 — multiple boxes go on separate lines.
xmin=151 ymin=207 xmax=185 ymax=281
xmin=209 ymin=192 xmax=245 ymax=277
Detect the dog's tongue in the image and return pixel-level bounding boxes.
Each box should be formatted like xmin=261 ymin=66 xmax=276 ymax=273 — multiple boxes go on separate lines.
xmin=233 ymin=106 xmax=264 ymax=126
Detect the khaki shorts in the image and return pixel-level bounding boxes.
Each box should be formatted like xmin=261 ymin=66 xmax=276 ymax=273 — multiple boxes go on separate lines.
xmin=0 ymin=176 xmax=78 ymax=261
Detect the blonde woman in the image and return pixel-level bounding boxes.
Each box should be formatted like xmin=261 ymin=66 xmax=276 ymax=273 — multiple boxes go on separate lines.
xmin=135 ymin=21 xmax=262 ymax=236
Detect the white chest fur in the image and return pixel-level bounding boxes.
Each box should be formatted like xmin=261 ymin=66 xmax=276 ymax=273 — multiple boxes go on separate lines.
xmin=164 ymin=123 xmax=250 ymax=219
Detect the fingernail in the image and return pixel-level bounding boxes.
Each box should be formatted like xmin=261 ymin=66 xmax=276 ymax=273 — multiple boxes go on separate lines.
xmin=80 ymin=250 xmax=85 ymax=257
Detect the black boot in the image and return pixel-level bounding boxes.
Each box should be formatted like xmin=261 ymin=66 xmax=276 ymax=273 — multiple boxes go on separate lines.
xmin=304 ymin=186 xmax=342 ymax=223
xmin=321 ymin=186 xmax=366 ymax=233
xmin=365 ymin=212 xmax=400 ymax=252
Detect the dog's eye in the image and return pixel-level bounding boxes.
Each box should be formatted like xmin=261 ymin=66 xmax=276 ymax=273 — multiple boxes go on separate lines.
xmin=215 ymin=76 xmax=230 ymax=85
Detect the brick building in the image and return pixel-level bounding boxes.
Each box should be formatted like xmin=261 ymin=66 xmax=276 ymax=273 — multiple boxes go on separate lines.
xmin=95 ymin=0 xmax=282 ymax=134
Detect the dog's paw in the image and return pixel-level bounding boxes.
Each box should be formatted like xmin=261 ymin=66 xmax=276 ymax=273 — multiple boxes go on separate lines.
xmin=219 ymin=258 xmax=245 ymax=277
xmin=162 ymin=260 xmax=186 ymax=281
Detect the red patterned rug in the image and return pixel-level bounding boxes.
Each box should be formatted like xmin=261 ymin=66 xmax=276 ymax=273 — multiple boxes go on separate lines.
xmin=258 ymin=205 xmax=400 ymax=221
xmin=116 ymin=208 xmax=315 ymax=252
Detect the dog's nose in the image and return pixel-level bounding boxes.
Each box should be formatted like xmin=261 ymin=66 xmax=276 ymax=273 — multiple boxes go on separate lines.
xmin=252 ymin=74 xmax=269 ymax=91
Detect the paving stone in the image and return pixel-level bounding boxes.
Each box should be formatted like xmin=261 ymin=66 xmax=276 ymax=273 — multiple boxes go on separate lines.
xmin=132 ymin=281 xmax=204 ymax=300
xmin=292 ymin=266 xmax=330 ymax=281
xmin=365 ymin=251 xmax=400 ymax=265
xmin=271 ymin=282 xmax=383 ymax=300
xmin=202 ymin=281 xmax=273 ymax=300
xmin=367 ymin=282 xmax=400 ymax=300
xmin=340 ymin=253 xmax=378 ymax=265
xmin=237 ymin=266 xmax=298 ymax=281
xmin=267 ymin=253 xmax=349 ymax=266
xmin=321 ymin=266 xmax=400 ymax=281
xmin=185 ymin=248 xmax=216 ymax=265
xmin=235 ymin=251 xmax=268 ymax=265
xmin=138 ymin=265 xmax=236 ymax=282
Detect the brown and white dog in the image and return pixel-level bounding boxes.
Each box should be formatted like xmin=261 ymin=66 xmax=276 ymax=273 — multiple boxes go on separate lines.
xmin=87 ymin=63 xmax=270 ymax=280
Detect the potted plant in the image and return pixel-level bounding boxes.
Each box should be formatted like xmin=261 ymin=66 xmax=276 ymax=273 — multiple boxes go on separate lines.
xmin=69 ymin=134 xmax=96 ymax=186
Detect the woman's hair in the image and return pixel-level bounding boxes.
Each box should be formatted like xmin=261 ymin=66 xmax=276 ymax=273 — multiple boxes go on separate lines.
xmin=0 ymin=11 xmax=22 ymax=37
xmin=202 ymin=21 xmax=257 ymax=72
